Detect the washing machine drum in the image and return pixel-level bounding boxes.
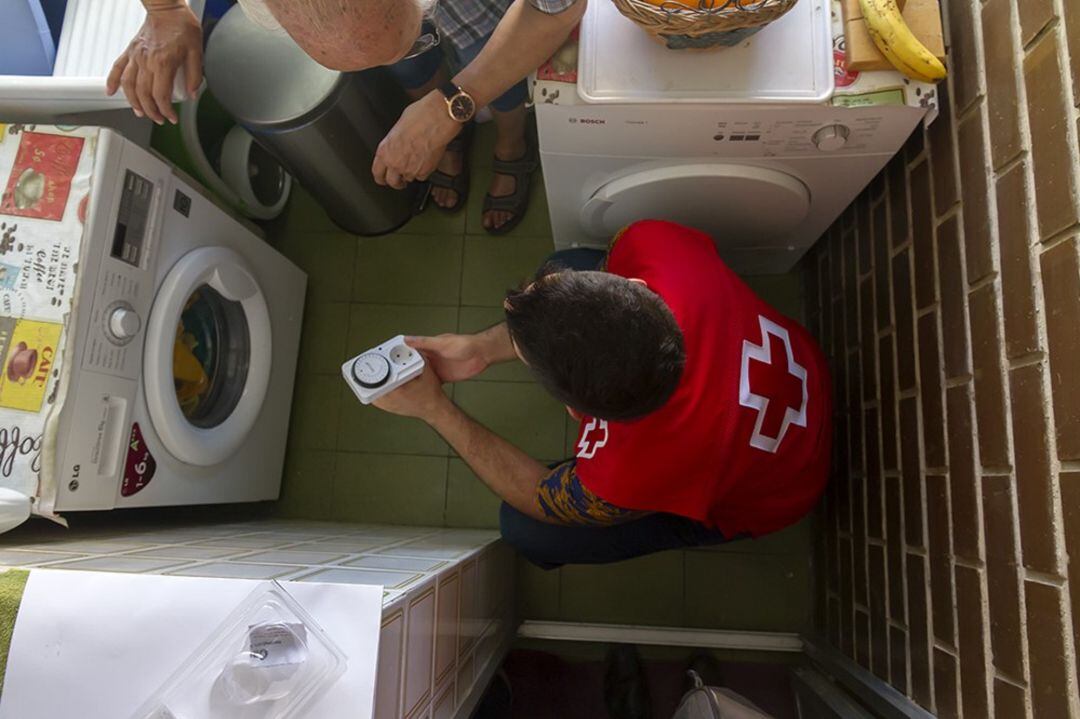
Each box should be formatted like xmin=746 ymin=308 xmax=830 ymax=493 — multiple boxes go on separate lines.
xmin=144 ymin=247 xmax=272 ymax=467
xmin=581 ymin=164 xmax=811 ymax=247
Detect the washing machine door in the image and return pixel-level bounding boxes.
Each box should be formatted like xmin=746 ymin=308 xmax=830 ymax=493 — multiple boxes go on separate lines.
xmin=144 ymin=246 xmax=272 ymax=467
xmin=580 ymin=164 xmax=811 ymax=246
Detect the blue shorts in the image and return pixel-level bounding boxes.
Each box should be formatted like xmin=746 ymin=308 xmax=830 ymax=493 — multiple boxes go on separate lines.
xmin=387 ymin=29 xmax=528 ymax=113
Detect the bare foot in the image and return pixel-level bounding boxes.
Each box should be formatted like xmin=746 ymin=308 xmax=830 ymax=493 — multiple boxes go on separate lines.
xmin=483 ymin=138 xmax=528 ymax=231
xmin=431 ymin=145 xmax=464 ymax=209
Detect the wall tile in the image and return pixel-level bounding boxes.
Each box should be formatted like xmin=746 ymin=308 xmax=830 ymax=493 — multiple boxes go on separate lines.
xmin=888 ymin=155 xmax=910 ymax=250
xmin=909 ymin=161 xmax=937 ymax=309
xmin=956 ymin=110 xmax=994 ymax=284
xmin=855 ymin=609 xmax=871 ymax=668
xmin=993 ymin=679 xmax=1029 ymax=719
xmin=1067 ymin=4 xmax=1080 ymax=103
xmin=927 ymin=83 xmax=959 ymax=214
xmin=1040 ymin=238 xmax=1080 ymax=460
xmin=900 ymin=397 xmax=924 ymax=546
xmin=879 ymin=333 xmax=899 ymax=471
xmin=926 ymin=475 xmax=955 ymax=646
xmin=1024 ymin=34 xmax=1080 ymax=239
xmin=936 ymin=215 xmax=970 ymax=378
xmin=954 ymin=565 xmax=990 ymax=718
xmin=885 ymin=475 xmax=907 ymax=621
xmin=890 ymin=624 xmax=909 ymax=693
xmin=332 ymin=454 xmax=449 ymax=526
xmin=1060 ymin=472 xmax=1080 ymax=684
xmin=996 ymin=162 xmax=1041 ymax=358
xmin=981 ymin=0 xmax=1024 ymax=168
xmin=917 ymin=312 xmax=946 ymax=467
xmin=840 ymin=536 xmax=854 ymax=656
xmin=868 ymin=544 xmax=889 ymax=679
xmin=861 ymin=277 xmax=877 ymax=401
xmin=906 ymin=554 xmax=933 ymax=708
xmin=1009 ymin=363 xmax=1060 ymax=575
xmin=945 ymin=0 xmax=980 ymax=113
xmin=893 ymin=250 xmax=917 ymax=391
xmin=1024 ymin=581 xmax=1072 ymax=718
xmin=946 ymin=384 xmax=980 ymax=560
xmin=865 ymin=408 xmax=883 ymax=539
xmin=873 ymin=200 xmax=892 ymax=330
xmin=982 ymin=475 xmax=1026 ymax=678
xmin=968 ymin=284 xmax=1011 ymax=468
xmin=1018 ymin=0 xmax=1054 ymax=46
xmin=560 ymin=551 xmax=683 ymax=627
xmin=933 ymin=648 xmax=960 ymax=719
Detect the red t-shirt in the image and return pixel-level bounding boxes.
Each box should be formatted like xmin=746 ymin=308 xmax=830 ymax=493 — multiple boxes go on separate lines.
xmin=573 ymin=220 xmax=832 ymax=537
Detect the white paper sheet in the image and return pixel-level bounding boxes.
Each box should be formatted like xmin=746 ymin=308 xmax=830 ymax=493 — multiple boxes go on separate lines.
xmin=0 ymin=570 xmax=382 ymax=719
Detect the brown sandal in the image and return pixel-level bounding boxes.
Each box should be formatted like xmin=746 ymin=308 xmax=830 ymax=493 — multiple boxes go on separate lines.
xmin=426 ymin=122 xmax=473 ymax=213
xmin=482 ymin=140 xmax=538 ymax=236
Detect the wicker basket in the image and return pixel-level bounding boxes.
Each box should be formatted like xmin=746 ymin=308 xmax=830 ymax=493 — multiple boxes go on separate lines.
xmin=609 ymin=0 xmax=800 ymax=50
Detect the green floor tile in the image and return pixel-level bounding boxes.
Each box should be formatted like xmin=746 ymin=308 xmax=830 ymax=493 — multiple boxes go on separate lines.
xmin=683 ymin=551 xmax=811 ymax=631
xmin=353 ymin=234 xmax=463 ymax=305
xmin=469 ymin=121 xmax=498 ymax=169
xmin=274 ymin=232 xmax=357 ymax=305
xmin=287 ymin=374 xmax=342 ymax=452
xmin=345 ymin=304 xmax=459 ymax=357
xmin=742 ymin=272 xmax=805 ymax=323
xmin=275 ymin=185 xmax=341 ymax=237
xmin=398 ymin=197 xmax=467 ymax=236
xmin=444 ymin=459 xmax=501 ymax=528
xmin=456 ymin=306 xmax=534 ymax=382
xmin=516 ymin=558 xmax=561 ymax=621
xmin=464 ymin=166 xmax=552 ymax=238
xmin=276 ymin=449 xmax=336 ymax=518
xmin=560 ymin=551 xmax=685 ymax=626
xmin=331 ymin=453 xmax=448 ymax=525
xmin=296 ymin=302 xmax=351 ymax=376
xmin=453 ymin=381 xmax=567 ymax=460
xmin=461 ymin=235 xmax=555 ymax=307
xmin=338 ymin=391 xmax=449 ymax=456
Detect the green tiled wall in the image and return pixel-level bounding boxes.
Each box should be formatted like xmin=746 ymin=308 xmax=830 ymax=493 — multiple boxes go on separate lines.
xmin=272 ymin=122 xmax=813 ymax=633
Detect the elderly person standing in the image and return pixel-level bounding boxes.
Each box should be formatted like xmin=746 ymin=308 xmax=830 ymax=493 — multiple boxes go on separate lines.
xmin=107 ymin=0 xmax=585 ymax=233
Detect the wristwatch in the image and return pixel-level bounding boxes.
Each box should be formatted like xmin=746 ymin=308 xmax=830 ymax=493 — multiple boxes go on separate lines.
xmin=439 ymin=82 xmax=477 ymax=123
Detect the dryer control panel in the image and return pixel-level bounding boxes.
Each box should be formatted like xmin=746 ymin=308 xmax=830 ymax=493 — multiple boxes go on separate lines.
xmin=539 ymin=103 xmax=926 ymax=160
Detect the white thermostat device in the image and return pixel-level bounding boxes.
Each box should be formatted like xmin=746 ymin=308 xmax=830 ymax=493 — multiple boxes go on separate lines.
xmin=342 ymin=335 xmax=425 ymax=404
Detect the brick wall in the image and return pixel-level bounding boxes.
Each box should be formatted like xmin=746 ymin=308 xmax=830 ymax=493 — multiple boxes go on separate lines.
xmin=804 ymin=0 xmax=1080 ymax=715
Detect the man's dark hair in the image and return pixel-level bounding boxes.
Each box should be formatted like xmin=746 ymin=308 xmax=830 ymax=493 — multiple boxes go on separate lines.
xmin=504 ymin=268 xmax=685 ymax=422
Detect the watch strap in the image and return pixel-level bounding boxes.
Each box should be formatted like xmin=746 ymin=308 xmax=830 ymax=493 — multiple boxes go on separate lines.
xmin=439 ymin=81 xmax=461 ymax=102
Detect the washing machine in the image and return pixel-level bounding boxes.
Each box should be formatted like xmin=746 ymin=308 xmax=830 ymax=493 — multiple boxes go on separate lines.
xmin=537 ymin=0 xmax=927 ymax=275
xmin=44 ymin=130 xmax=306 ymax=512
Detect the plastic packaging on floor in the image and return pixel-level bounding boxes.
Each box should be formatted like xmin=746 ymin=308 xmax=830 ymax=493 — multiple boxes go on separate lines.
xmin=131 ymin=581 xmax=348 ymax=719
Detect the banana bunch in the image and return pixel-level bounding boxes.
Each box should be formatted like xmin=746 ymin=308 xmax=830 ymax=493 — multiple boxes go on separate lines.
xmin=858 ymin=0 xmax=947 ymax=83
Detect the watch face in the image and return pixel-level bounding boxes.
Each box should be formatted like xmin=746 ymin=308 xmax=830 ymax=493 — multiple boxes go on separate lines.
xmin=449 ymin=94 xmax=475 ymax=121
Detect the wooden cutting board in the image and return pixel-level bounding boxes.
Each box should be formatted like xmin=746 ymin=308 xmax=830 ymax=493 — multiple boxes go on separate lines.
xmin=841 ymin=0 xmax=946 ymax=73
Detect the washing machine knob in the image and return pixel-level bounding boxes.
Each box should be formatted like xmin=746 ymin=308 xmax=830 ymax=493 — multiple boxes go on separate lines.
xmin=109 ymin=307 xmax=142 ymax=340
xmin=813 ymin=124 xmax=850 ymax=152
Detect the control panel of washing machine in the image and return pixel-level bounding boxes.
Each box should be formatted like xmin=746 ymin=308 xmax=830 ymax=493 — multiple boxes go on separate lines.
xmin=342 ymin=335 xmax=426 ymax=404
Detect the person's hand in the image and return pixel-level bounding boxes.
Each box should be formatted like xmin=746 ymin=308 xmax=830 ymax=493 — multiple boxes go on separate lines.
xmin=106 ymin=3 xmax=203 ymax=125
xmin=372 ymin=90 xmax=462 ymax=189
xmin=406 ymin=334 xmax=492 ymax=383
xmin=372 ymin=361 xmax=451 ymax=421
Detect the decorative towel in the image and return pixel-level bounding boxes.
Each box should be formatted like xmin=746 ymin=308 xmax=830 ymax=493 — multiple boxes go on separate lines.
xmin=0 ymin=123 xmax=98 ymax=522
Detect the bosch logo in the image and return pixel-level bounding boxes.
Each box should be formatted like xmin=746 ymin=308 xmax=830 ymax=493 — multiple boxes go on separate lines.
xmin=570 ymin=118 xmax=606 ymax=125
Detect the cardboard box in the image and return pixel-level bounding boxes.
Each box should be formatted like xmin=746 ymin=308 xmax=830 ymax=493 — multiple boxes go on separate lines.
xmin=841 ymin=0 xmax=946 ymax=73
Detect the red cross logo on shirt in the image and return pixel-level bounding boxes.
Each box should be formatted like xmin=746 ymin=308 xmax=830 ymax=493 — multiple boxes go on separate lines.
xmin=576 ymin=419 xmax=609 ymax=459
xmin=739 ymin=315 xmax=809 ymax=453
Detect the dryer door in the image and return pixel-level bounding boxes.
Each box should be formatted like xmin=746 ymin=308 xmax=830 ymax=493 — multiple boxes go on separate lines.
xmin=580 ymin=164 xmax=811 ymax=247
xmin=144 ymin=246 xmax=272 ymax=467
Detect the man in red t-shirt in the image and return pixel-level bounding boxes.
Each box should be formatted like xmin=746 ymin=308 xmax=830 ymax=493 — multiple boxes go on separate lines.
xmin=372 ymin=220 xmax=832 ymax=568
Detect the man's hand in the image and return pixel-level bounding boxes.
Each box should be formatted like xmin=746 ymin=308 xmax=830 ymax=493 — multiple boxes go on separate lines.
xmin=372 ymin=90 xmax=461 ymax=189
xmin=406 ymin=334 xmax=492 ymax=383
xmin=106 ymin=3 xmax=203 ymax=125
xmin=372 ymin=361 xmax=452 ymax=421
